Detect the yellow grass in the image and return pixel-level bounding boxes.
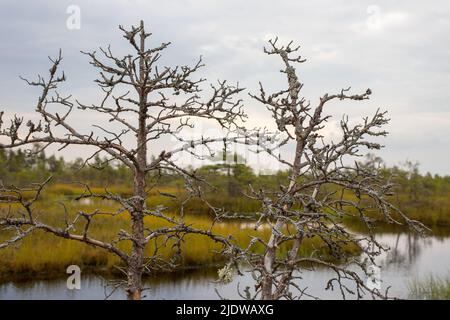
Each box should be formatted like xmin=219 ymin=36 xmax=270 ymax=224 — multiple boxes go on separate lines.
xmin=0 ymin=195 xmax=360 ymax=280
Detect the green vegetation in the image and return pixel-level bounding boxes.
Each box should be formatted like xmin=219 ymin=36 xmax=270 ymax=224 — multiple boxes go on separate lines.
xmin=1 ymin=148 xmax=450 ymax=281
xmin=408 ymin=276 xmax=450 ymax=300
xmin=383 ymin=161 xmax=450 ymax=226
xmin=0 ymin=198 xmax=360 ymax=281
xmin=1 ymin=148 xmax=450 ymax=225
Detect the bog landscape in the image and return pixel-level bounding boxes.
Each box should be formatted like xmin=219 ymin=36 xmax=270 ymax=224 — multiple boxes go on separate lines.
xmin=0 ymin=2 xmax=449 ymax=301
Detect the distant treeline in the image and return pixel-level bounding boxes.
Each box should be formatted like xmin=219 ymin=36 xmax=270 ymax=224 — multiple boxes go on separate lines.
xmin=0 ymin=145 xmax=131 ymax=186
xmin=1 ymin=147 xmax=450 ymax=225
xmin=0 ymin=146 xmax=291 ymax=192
xmin=2 ymin=147 xmax=450 ymax=195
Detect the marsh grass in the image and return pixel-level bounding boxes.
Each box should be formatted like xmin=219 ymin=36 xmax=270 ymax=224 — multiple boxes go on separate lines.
xmin=0 ymin=191 xmax=360 ymax=281
xmin=408 ymin=276 xmax=450 ymax=300
xmin=394 ymin=195 xmax=450 ymax=227
xmin=4 ymin=181 xmax=448 ymax=282
xmin=15 ymin=183 xmax=450 ymax=224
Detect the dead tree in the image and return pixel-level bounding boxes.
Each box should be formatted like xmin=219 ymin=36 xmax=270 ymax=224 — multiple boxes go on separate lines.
xmin=0 ymin=23 xmax=429 ymax=300
xmin=215 ymin=38 xmax=428 ymax=300
xmin=0 ymin=21 xmax=245 ymax=300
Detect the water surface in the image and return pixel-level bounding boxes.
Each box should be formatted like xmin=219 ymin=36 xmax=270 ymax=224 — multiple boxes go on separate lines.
xmin=1 ymin=228 xmax=449 ymax=299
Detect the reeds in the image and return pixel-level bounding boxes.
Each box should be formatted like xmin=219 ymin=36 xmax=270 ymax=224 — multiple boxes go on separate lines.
xmin=408 ymin=276 xmax=450 ymax=300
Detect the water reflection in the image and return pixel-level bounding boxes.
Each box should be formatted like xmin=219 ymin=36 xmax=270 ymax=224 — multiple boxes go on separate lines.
xmin=1 ymin=226 xmax=450 ymax=300
xmin=384 ymin=233 xmax=425 ymax=268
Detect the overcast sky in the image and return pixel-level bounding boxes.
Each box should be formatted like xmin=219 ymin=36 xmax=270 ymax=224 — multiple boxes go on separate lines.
xmin=0 ymin=0 xmax=449 ymax=174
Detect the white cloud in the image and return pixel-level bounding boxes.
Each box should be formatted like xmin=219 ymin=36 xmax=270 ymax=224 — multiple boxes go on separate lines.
xmin=1 ymin=0 xmax=450 ymax=174
xmin=349 ymin=8 xmax=410 ymax=35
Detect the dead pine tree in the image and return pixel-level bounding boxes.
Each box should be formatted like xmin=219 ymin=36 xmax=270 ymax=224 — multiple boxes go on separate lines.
xmin=217 ymin=38 xmax=428 ymax=300
xmin=0 ymin=21 xmax=246 ymax=300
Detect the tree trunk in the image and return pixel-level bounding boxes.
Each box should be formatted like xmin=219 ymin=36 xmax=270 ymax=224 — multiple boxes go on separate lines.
xmin=127 ymin=169 xmax=146 ymax=300
xmin=261 ymin=219 xmax=284 ymax=300
xmin=126 ymin=20 xmax=148 ymax=300
xmin=127 ymin=213 xmax=145 ymax=299
xmin=261 ymin=139 xmax=303 ymax=300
